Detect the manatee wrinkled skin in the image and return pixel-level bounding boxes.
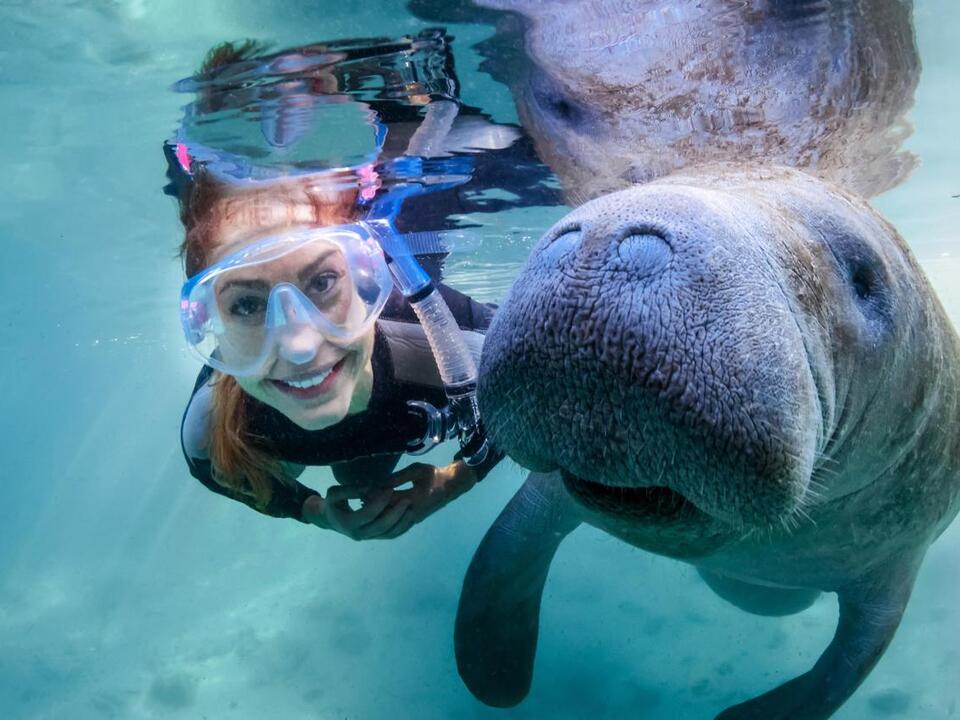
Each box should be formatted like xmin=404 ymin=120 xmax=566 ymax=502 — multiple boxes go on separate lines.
xmin=457 ymin=166 xmax=960 ymax=719
xmin=466 ymin=0 xmax=919 ymax=203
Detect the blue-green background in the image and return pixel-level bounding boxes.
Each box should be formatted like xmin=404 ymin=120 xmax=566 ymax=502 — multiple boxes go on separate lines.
xmin=0 ymin=2 xmax=956 ymax=718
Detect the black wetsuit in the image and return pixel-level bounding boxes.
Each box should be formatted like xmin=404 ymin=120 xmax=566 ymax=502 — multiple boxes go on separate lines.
xmin=180 ymin=284 xmax=498 ymax=523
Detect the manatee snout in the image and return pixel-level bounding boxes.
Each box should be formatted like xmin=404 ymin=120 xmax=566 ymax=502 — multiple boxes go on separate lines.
xmin=479 ymin=173 xmax=826 ymax=527
xmin=462 ymin=166 xmax=960 ymax=720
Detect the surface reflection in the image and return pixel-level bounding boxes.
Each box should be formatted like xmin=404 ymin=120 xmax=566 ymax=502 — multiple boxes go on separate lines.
xmin=464 ymin=0 xmax=919 ymax=202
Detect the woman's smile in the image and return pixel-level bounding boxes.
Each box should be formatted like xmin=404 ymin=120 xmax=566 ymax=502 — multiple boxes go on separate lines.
xmin=269 ymin=356 xmax=348 ymax=400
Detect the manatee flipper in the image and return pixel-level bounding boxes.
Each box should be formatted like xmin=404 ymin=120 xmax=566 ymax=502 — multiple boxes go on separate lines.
xmin=698 ymin=569 xmax=821 ymax=617
xmin=716 ymin=555 xmax=921 ymax=720
xmin=455 ymin=471 xmax=582 ymax=707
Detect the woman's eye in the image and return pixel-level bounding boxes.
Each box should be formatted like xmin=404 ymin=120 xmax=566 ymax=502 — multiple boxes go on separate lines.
xmin=229 ymin=295 xmax=268 ymax=318
xmin=307 ymin=272 xmax=339 ymax=296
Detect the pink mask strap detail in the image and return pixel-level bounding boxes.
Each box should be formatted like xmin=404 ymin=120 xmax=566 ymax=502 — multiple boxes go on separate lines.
xmin=358 ymin=163 xmax=380 ymax=201
xmin=175 ymin=143 xmax=193 ymax=174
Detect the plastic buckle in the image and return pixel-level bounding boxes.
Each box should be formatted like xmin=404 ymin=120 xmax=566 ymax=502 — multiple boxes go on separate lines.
xmin=406 ymin=400 xmax=456 ymax=455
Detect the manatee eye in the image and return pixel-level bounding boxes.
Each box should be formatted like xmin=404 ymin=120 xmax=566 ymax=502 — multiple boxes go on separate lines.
xmin=548 ymin=96 xmax=590 ymax=127
xmin=549 ymin=97 xmax=577 ymax=122
xmin=844 ymin=254 xmax=892 ymax=332
xmin=851 ymin=265 xmax=874 ymax=300
xmin=846 ymin=255 xmax=885 ymax=305
xmin=529 ymin=68 xmax=590 ymax=127
xmin=824 ymin=223 xmax=893 ymax=339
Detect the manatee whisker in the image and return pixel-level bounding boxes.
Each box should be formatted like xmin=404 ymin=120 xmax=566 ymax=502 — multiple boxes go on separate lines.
xmin=779 ymin=513 xmax=798 ymax=534
xmin=814 ymin=454 xmax=842 ymax=469
xmin=801 ymin=484 xmax=825 ymax=506
xmin=792 ymin=503 xmax=817 ymax=528
xmin=810 ymin=465 xmax=841 ymax=486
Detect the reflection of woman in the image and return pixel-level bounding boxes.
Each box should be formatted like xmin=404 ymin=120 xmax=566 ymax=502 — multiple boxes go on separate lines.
xmin=176 ymin=167 xmax=500 ymax=540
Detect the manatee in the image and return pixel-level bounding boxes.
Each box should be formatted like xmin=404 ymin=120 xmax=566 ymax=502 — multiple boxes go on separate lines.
xmin=456 ymin=165 xmax=960 ymax=719
xmin=412 ymin=0 xmax=919 ymax=202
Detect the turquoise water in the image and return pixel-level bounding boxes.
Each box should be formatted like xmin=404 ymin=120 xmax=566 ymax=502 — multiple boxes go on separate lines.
xmin=1 ymin=2 xmax=957 ymax=719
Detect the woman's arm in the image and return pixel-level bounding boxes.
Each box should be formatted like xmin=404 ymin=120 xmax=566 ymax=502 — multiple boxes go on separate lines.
xmin=180 ymin=370 xmax=320 ymax=522
xmin=183 ymin=455 xmax=319 ymax=521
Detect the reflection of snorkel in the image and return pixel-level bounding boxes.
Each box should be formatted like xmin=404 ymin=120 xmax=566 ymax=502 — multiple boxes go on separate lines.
xmin=364 ymin=103 xmax=491 ymax=465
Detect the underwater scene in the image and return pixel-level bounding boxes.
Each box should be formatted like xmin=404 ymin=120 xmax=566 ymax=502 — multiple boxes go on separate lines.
xmin=1 ymin=1 xmax=958 ymax=718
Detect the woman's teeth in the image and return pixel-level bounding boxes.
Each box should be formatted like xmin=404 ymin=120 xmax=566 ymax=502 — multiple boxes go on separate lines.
xmin=283 ymin=368 xmax=332 ymax=389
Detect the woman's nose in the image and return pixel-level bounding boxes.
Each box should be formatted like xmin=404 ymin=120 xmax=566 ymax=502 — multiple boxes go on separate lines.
xmin=276 ymin=323 xmax=323 ymax=365
xmin=268 ymin=284 xmax=325 ymax=365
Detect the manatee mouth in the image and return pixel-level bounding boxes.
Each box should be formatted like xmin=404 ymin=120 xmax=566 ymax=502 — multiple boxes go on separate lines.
xmin=561 ymin=471 xmax=699 ymax=521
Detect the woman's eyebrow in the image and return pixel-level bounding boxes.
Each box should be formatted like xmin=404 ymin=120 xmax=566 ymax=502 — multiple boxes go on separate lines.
xmin=217 ymin=277 xmax=271 ymax=296
xmin=297 ymin=249 xmax=338 ymax=283
xmin=214 ymin=249 xmax=338 ymax=296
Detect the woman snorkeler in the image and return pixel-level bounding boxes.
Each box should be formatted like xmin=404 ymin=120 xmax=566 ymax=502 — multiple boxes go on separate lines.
xmin=167 ymin=33 xmax=543 ymax=540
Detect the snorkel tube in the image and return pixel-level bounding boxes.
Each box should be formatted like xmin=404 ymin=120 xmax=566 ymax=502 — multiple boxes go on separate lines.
xmin=364 ymin=130 xmax=492 ymax=466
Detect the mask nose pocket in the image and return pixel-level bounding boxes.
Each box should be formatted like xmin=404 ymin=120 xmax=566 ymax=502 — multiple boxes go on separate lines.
xmin=268 ymin=283 xmax=314 ymax=327
xmin=268 ymin=283 xmax=322 ymax=365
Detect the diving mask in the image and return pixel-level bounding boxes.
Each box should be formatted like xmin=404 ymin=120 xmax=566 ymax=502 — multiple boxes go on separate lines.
xmin=180 ymin=223 xmax=393 ymax=377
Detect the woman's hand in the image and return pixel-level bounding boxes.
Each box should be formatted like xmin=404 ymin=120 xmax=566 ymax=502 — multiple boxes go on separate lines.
xmin=376 ymin=460 xmax=478 ymax=538
xmin=300 ymin=461 xmax=477 ymax=540
xmin=301 ymin=485 xmax=411 ymax=541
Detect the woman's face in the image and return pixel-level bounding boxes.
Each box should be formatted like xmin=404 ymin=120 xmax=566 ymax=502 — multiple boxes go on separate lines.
xmin=204 ymin=180 xmax=376 ymax=430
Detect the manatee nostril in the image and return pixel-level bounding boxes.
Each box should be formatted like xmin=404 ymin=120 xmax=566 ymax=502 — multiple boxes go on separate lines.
xmin=542 ymin=227 xmax=582 ymax=264
xmin=616 ymin=227 xmax=672 ymax=276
